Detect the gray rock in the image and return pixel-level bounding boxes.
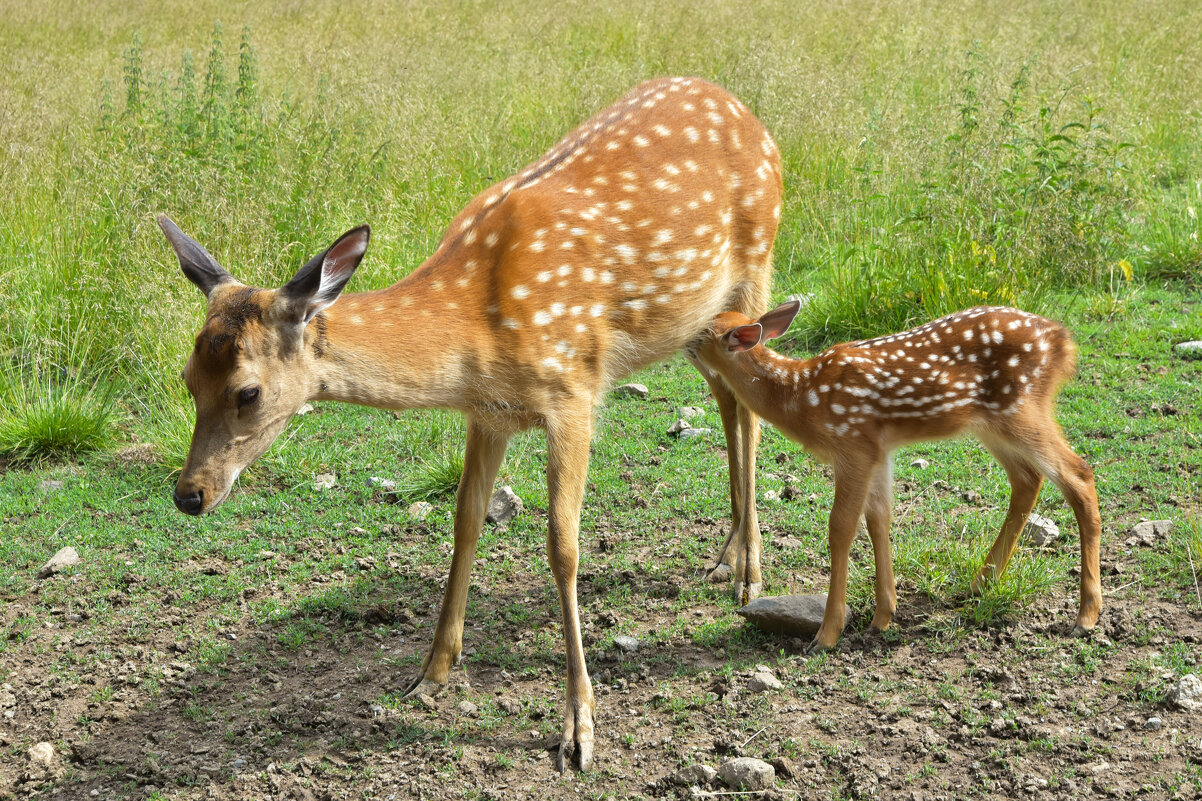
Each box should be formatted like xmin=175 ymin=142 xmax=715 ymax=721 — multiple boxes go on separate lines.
xmin=614 ymin=383 xmax=650 ymax=399
xmin=678 ymin=406 xmax=705 ymax=419
xmin=28 ymin=741 xmax=54 ymax=767
xmin=485 ymin=486 xmax=523 ymax=526
xmin=368 ymin=475 xmax=397 ymax=491
xmin=1168 ymin=674 xmax=1202 ymax=711
xmin=614 ymin=635 xmax=639 ymax=653
xmin=37 ymin=547 xmax=80 ymax=579
xmin=667 ymin=418 xmax=692 ymax=436
xmin=1129 ymin=519 xmax=1173 ymax=546
xmin=497 ymin=697 xmax=522 ymax=715
xmin=737 ymin=594 xmax=848 ymax=638
xmin=672 ymin=763 xmax=717 ymax=786
xmin=762 ymin=490 xmax=779 ymax=502
xmin=678 ymin=427 xmax=712 ymax=440
xmin=718 ymin=756 xmax=775 ymax=790
xmin=313 ymin=472 xmax=337 ymax=491
xmin=407 ymin=501 xmax=433 ymax=521
xmin=1143 ymin=716 xmax=1162 ymax=731
xmin=1024 ymin=513 xmax=1060 ymax=547
xmin=909 ymin=458 xmax=930 ymax=469
xmin=1174 ymin=340 xmax=1202 ymax=359
xmin=748 ymin=671 xmax=783 ymax=693
xmin=38 ymin=479 xmax=64 ymax=492
xmin=457 ymin=701 xmax=479 ymax=717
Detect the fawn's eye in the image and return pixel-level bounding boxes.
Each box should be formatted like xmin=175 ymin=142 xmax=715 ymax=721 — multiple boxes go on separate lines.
xmin=237 ymin=386 xmax=261 ymax=408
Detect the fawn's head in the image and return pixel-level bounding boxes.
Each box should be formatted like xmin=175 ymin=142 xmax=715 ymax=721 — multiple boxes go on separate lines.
xmin=159 ymin=215 xmax=370 ymax=515
xmin=692 ymin=300 xmax=801 ymax=369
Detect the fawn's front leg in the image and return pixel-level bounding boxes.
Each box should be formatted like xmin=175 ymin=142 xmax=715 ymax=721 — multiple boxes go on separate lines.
xmin=405 ymin=420 xmax=509 ymax=697
xmin=864 ymin=460 xmax=897 ymax=631
xmin=544 ymin=404 xmax=597 ymax=771
xmin=809 ymin=463 xmax=873 ymax=653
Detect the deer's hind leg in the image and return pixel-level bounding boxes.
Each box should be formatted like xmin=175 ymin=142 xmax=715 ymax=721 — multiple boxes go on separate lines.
xmin=865 ymin=458 xmax=897 ymax=631
xmin=972 ymin=433 xmax=1044 ymax=595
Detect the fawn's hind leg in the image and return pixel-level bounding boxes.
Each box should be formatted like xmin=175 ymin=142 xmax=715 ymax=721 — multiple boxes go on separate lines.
xmin=1033 ymin=434 xmax=1102 ymax=634
xmin=972 ymin=435 xmax=1044 ymax=594
xmin=864 ymin=459 xmax=897 ymax=631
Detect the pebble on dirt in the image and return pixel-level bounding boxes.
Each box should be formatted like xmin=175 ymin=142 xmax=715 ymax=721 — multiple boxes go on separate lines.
xmin=485 ymin=486 xmax=523 ymax=527
xmin=613 ymin=382 xmax=650 ymax=399
xmin=672 ymin=763 xmax=717 ymax=786
xmin=37 ymin=547 xmax=80 ymax=579
xmin=737 ymin=594 xmax=850 ymax=638
xmin=678 ymin=426 xmax=712 ymax=440
xmin=718 ymin=756 xmax=775 ymax=790
xmin=1168 ymin=674 xmax=1202 ymax=711
xmin=1128 ymin=519 xmax=1173 ymax=546
xmin=748 ymin=671 xmax=783 ymax=693
xmin=1023 ymin=513 xmax=1060 ymax=547
xmin=614 ymin=635 xmax=639 ymax=653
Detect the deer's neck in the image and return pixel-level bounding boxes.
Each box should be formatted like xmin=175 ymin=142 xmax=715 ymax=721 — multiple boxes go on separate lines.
xmin=305 ymin=277 xmax=479 ymax=412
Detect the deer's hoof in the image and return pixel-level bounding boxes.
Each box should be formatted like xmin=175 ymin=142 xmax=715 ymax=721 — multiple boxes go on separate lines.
xmin=706 ymin=562 xmax=734 ymax=583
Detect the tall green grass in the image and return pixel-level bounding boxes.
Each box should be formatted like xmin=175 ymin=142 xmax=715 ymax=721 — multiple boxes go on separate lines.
xmin=0 ymin=1 xmax=1199 ymax=465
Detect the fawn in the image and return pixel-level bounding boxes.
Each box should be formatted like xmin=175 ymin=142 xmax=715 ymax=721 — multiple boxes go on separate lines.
xmin=692 ymin=300 xmax=1101 ymax=652
xmin=158 ymin=77 xmax=782 ymax=770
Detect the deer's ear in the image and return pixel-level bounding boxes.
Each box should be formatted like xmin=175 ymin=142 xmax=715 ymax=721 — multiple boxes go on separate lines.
xmin=158 ymin=214 xmax=235 ymax=297
xmin=725 ymin=323 xmax=763 ymax=352
xmin=280 ymin=226 xmax=371 ymax=324
xmin=756 ymin=300 xmax=801 ymax=341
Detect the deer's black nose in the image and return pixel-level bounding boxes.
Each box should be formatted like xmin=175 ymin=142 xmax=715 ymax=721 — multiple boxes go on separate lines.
xmin=173 ymin=489 xmax=204 ymax=516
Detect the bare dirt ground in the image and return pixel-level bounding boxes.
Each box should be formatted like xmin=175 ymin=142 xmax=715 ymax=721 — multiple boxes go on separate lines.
xmin=3 ymin=521 xmax=1200 ymax=801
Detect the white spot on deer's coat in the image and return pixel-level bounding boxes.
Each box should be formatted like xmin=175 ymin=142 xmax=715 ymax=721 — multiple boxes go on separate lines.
xmin=533 ymin=311 xmax=553 ymax=326
xmin=512 ymin=285 xmax=530 ymax=299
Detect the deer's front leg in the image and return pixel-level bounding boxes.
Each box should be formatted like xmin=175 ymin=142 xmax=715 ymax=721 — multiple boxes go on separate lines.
xmin=405 ymin=420 xmax=509 ymax=697
xmin=810 ymin=464 xmax=872 ymax=653
xmin=544 ymin=407 xmax=596 ymax=771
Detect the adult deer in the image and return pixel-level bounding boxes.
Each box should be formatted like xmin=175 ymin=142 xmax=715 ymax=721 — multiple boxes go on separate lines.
xmin=159 ymin=77 xmax=782 ymax=770
xmin=691 ymin=301 xmax=1101 ymax=652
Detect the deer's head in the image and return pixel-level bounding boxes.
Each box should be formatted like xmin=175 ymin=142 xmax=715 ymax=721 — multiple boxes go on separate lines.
xmin=159 ymin=215 xmax=370 ymax=515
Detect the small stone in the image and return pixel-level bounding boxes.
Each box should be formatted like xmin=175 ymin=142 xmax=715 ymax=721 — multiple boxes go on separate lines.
xmin=910 ymin=458 xmax=930 ymax=469
xmin=1174 ymin=340 xmax=1202 ymax=359
xmin=614 ymin=383 xmax=649 ymax=399
xmin=667 ymin=418 xmax=692 ymax=436
xmin=414 ymin=693 xmax=437 ymax=709
xmin=770 ymin=756 xmax=798 ymax=779
xmin=1024 ymin=513 xmax=1060 ymax=547
xmin=1143 ymin=716 xmax=1162 ymax=731
xmin=962 ymin=489 xmax=981 ymax=503
xmin=486 ymin=486 xmax=523 ymax=527
xmin=497 ymin=697 xmax=522 ymax=715
xmin=38 ymin=479 xmax=65 ymax=492
xmin=295 ymin=403 xmax=315 ymax=415
xmin=747 ymin=672 xmax=783 ymax=693
xmin=368 ymin=476 xmax=397 ymax=491
xmin=678 ymin=406 xmax=705 ymax=419
xmin=1130 ymin=519 xmax=1173 ymax=546
xmin=718 ymin=756 xmax=775 ymax=790
xmin=28 ymin=742 xmax=54 ymax=767
xmin=678 ymin=427 xmax=712 ymax=440
xmin=762 ymin=490 xmax=779 ymax=502
xmin=457 ymin=701 xmax=479 ymax=717
xmin=1168 ymin=674 xmax=1202 ymax=711
xmin=370 ymin=704 xmax=386 ymax=718
xmin=37 ymin=547 xmax=80 ymax=579
xmin=407 ymin=501 xmax=433 ymax=521
xmin=672 ymin=764 xmax=717 ymax=786
xmin=313 ymin=472 xmax=337 ymax=491
xmin=614 ymin=635 xmax=639 ymax=653
xmin=737 ymin=594 xmax=850 ymax=638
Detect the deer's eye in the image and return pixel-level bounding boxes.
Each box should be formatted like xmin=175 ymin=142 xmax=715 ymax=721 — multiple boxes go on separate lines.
xmin=237 ymin=386 xmax=261 ymax=408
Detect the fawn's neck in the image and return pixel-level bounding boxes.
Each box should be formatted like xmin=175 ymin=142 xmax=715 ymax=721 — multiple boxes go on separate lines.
xmin=727 ymin=346 xmax=825 ymax=433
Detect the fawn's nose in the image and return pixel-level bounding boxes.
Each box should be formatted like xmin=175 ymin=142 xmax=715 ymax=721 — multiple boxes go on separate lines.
xmin=173 ymin=488 xmax=204 ymax=516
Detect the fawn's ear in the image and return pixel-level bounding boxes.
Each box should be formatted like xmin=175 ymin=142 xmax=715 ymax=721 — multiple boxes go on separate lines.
xmin=279 ymin=225 xmax=371 ymax=325
xmin=756 ymin=299 xmax=802 ymax=341
xmin=158 ymin=215 xmax=236 ymax=298
xmin=725 ymin=323 xmax=764 ymax=352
